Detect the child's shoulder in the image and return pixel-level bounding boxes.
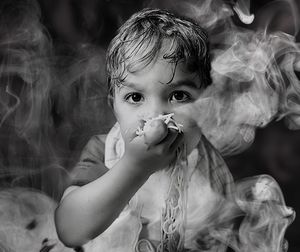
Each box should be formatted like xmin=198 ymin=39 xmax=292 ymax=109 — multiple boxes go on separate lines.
xmin=79 ymin=134 xmax=107 ymax=162
xmin=85 ymin=133 xmax=107 ymax=148
xmin=97 ymin=134 xmax=107 ymax=145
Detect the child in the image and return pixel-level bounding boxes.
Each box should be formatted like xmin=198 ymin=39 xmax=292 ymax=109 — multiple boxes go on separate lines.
xmin=55 ymin=8 xmax=292 ymax=252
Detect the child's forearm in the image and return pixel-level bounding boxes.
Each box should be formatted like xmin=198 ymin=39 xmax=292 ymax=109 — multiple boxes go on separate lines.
xmin=55 ymin=157 xmax=151 ymax=247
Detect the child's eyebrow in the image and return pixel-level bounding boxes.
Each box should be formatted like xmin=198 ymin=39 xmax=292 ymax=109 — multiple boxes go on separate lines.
xmin=169 ymin=80 xmax=200 ymax=89
xmin=120 ymin=80 xmax=200 ymax=90
xmin=119 ymin=81 xmax=143 ymax=91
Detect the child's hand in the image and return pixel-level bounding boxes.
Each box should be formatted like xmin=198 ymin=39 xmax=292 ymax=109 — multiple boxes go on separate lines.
xmin=122 ymin=119 xmax=184 ymax=175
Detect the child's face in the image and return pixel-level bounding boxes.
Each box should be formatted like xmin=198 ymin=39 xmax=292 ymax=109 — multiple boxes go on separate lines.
xmin=113 ymin=52 xmax=203 ymax=152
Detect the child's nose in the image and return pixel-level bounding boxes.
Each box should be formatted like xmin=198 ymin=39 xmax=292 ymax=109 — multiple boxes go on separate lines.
xmin=146 ymin=101 xmax=171 ymax=118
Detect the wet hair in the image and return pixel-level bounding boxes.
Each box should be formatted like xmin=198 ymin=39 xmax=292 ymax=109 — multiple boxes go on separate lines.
xmin=106 ymin=8 xmax=212 ymax=102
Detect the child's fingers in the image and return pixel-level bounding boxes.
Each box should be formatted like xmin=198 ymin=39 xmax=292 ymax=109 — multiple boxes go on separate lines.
xmin=126 ymin=120 xmax=145 ymax=142
xmin=144 ymin=119 xmax=168 ymax=146
xmin=158 ymin=125 xmax=178 ymax=148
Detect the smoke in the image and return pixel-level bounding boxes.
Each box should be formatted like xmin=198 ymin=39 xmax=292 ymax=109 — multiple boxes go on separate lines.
xmin=0 ymin=0 xmax=59 ymax=201
xmin=146 ymin=0 xmax=300 ymax=155
xmin=173 ymin=0 xmax=300 ymax=156
xmin=0 ymin=1 xmax=114 ymax=250
xmin=0 ymin=187 xmax=73 ymax=252
xmin=1 ymin=0 xmax=297 ymax=182
xmin=232 ymin=175 xmax=295 ymax=251
xmin=0 ymin=0 xmax=114 ymax=199
xmin=233 ymin=0 xmax=254 ymax=24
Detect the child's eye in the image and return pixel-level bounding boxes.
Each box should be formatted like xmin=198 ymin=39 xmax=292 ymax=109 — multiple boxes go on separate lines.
xmin=170 ymin=91 xmax=191 ymax=103
xmin=124 ymin=92 xmax=144 ymax=104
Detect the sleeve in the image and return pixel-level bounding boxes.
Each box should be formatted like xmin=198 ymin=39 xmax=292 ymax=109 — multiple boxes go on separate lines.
xmin=70 ymin=135 xmax=108 ymax=186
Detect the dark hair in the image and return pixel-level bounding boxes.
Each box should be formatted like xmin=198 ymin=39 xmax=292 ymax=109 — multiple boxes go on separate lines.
xmin=106 ymin=8 xmax=212 ymax=102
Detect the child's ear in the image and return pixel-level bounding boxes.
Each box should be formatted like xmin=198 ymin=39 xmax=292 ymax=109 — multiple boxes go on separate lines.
xmin=107 ymin=94 xmax=114 ymax=108
xmin=107 ymin=77 xmax=114 ymax=108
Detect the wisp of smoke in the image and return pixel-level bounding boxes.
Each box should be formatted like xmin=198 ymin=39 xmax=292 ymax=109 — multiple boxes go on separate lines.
xmin=174 ymin=0 xmax=300 ymax=156
xmin=0 ymin=187 xmax=73 ymax=251
xmin=0 ymin=0 xmax=113 ymax=198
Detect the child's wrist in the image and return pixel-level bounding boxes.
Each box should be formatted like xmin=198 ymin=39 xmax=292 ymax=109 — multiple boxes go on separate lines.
xmin=120 ymin=154 xmax=153 ymax=179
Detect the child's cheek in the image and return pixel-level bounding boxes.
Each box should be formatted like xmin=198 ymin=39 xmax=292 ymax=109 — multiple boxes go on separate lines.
xmin=117 ymin=117 xmax=140 ymax=142
xmin=174 ymin=114 xmax=197 ymax=131
xmin=185 ymin=126 xmax=202 ymax=154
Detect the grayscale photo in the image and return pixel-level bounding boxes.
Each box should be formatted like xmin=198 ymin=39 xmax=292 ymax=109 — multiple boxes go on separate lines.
xmin=0 ymin=0 xmax=299 ymax=251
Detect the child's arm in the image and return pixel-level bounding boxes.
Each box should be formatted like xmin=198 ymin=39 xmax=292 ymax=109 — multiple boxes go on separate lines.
xmin=55 ymin=120 xmax=183 ymax=247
